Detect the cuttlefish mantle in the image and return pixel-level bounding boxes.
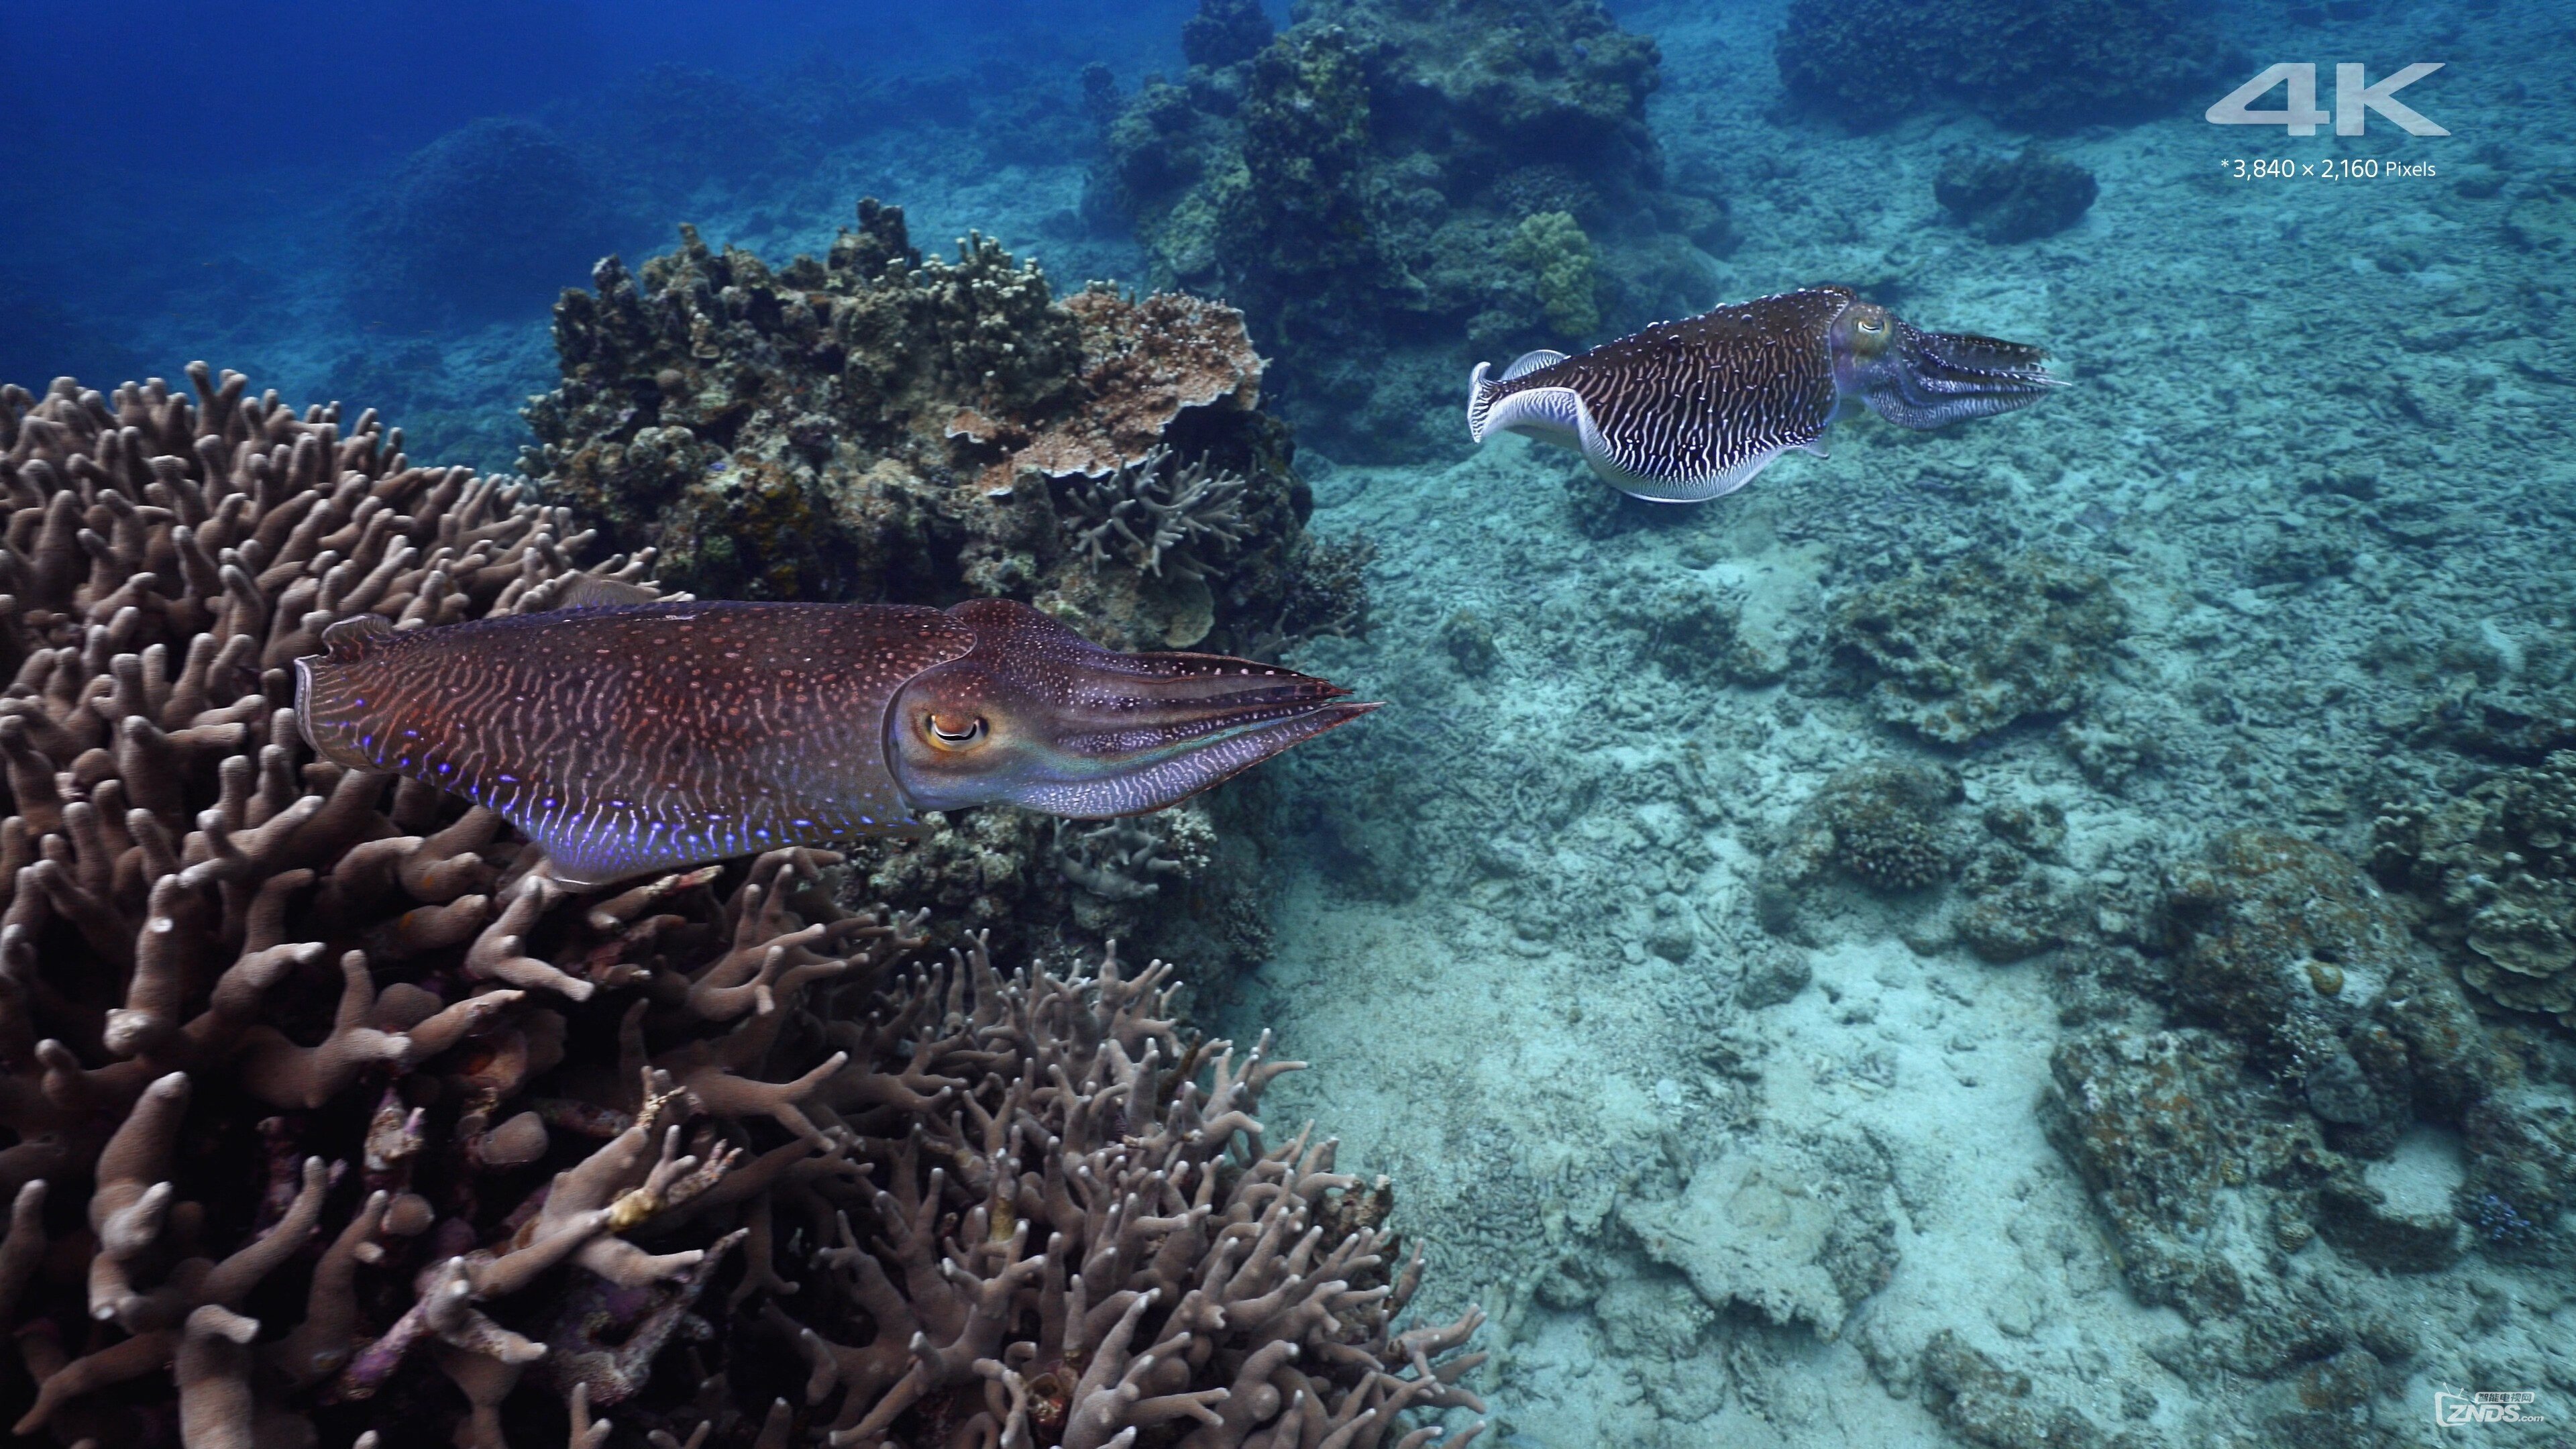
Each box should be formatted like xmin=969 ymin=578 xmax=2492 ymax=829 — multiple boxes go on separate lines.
xmin=1467 ymin=284 xmax=2065 ymax=502
xmin=297 ymin=586 xmax=1374 ymax=888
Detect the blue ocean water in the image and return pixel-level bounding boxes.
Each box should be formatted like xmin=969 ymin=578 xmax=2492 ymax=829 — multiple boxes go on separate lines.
xmin=8 ymin=0 xmax=2576 ymax=1444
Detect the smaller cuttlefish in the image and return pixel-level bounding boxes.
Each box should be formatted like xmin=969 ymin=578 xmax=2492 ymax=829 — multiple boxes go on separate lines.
xmin=297 ymin=581 xmax=1374 ymax=888
xmin=1467 ymin=284 xmax=2064 ymax=502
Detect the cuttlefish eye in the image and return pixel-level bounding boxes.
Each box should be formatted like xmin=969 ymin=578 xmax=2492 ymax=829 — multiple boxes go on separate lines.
xmin=1836 ymin=303 xmax=1896 ymax=358
xmin=922 ymin=711 xmax=988 ymax=749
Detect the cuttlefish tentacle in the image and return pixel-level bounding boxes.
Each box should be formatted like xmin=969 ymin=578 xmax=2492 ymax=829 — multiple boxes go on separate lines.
xmin=1849 ymin=318 xmax=2060 ymax=429
xmin=1467 ymin=284 xmax=2064 ymax=503
xmin=297 ymin=593 xmax=1374 ymax=888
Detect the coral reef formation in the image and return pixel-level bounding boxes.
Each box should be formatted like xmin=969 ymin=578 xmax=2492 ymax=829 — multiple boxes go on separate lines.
xmin=1061 ymin=445 xmax=1250 ymax=582
xmin=2047 ymin=830 xmax=2573 ymax=1352
xmin=0 ymin=368 xmax=1480 ymax=1446
xmin=1597 ymin=563 xmax=1788 ymax=690
xmin=1950 ymin=806 xmax=2088 ymax=965
xmin=1180 ymin=0 xmax=1273 ymax=69
xmin=1090 ymin=0 xmax=1728 ymax=459
xmin=1776 ymin=0 xmax=2233 ymax=131
xmin=1919 ymin=1330 xmax=2149 ymax=1449
xmin=525 ymin=201 xmax=1352 ymax=661
xmin=1617 ymin=1128 xmax=1896 ymax=1341
xmin=523 ymin=201 xmax=1367 ymax=971
xmin=1829 ymin=551 xmax=2127 ymax=745
xmin=352 ymin=119 xmax=619 ymax=327
xmin=2373 ymin=751 xmax=2576 ymax=1026
xmin=1758 ymin=759 xmax=2092 ymax=962
xmin=1933 ymin=148 xmax=2099 ymax=244
xmin=1764 ymin=762 xmax=1961 ymax=904
xmin=1502 ymin=214 xmax=1601 ymax=341
xmin=1750 ymin=761 xmax=2092 ymax=965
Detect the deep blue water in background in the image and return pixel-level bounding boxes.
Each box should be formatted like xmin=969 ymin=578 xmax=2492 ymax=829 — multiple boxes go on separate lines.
xmin=1 ymin=0 xmax=1200 ymax=164
xmin=0 ymin=0 xmax=1208 ymax=395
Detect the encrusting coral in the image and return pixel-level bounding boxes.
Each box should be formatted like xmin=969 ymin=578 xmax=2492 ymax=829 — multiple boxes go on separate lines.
xmin=2041 ymin=827 xmax=2576 ymax=1373
xmin=0 ymin=368 xmax=1481 ymax=1447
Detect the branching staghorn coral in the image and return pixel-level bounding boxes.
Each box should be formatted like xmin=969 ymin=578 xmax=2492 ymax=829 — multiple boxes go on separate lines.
xmin=0 ymin=370 xmax=902 ymax=1444
xmin=769 ymin=937 xmax=1486 ymax=1449
xmin=1049 ymin=818 xmax=1199 ymax=904
xmin=1061 ymin=446 xmax=1250 ymax=582
xmin=0 ymin=366 xmax=1477 ymax=1446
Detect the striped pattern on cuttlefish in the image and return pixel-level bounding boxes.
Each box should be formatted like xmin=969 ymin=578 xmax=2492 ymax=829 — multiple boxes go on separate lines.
xmin=296 ymin=581 xmax=1373 ymax=888
xmin=1467 ymin=284 xmax=2065 ymax=502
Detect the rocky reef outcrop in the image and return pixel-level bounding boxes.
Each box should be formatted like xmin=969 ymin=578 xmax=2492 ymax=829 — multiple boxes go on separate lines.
xmin=1776 ymin=0 xmax=2234 ymax=132
xmin=2373 ymin=751 xmax=2576 ymax=1026
xmin=525 ymin=200 xmax=1361 ymax=659
xmin=520 ymin=200 xmax=1371 ymax=971
xmin=1829 ymin=551 xmax=2128 ymax=746
xmin=1089 ymin=0 xmax=1729 ymax=460
xmin=2001 ymin=829 xmax=2576 ymax=1442
xmin=0 ymin=368 xmax=1481 ymax=1447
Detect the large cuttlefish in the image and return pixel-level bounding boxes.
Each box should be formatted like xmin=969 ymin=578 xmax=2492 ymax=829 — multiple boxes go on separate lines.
xmin=1467 ymin=284 xmax=2064 ymax=502
xmin=297 ymin=585 xmax=1373 ymax=887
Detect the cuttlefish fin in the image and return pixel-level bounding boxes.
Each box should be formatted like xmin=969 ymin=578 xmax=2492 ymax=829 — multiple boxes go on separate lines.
xmin=1466 ymin=351 xmax=1575 ymax=441
xmin=1589 ymin=439 xmax=1794 ymax=505
xmin=319 ymin=614 xmax=396 ymax=661
xmin=554 ymin=575 xmax=663 ymax=610
xmin=1500 ymin=348 xmax=1568 ymax=380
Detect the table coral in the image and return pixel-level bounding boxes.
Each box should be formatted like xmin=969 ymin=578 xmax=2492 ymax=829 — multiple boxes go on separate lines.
xmin=2372 ymin=750 xmax=2576 ymax=1026
xmin=1829 ymin=551 xmax=2127 ymax=745
xmin=1091 ymin=0 xmax=1727 ymax=460
xmin=0 ymin=368 xmax=1481 ymax=1447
